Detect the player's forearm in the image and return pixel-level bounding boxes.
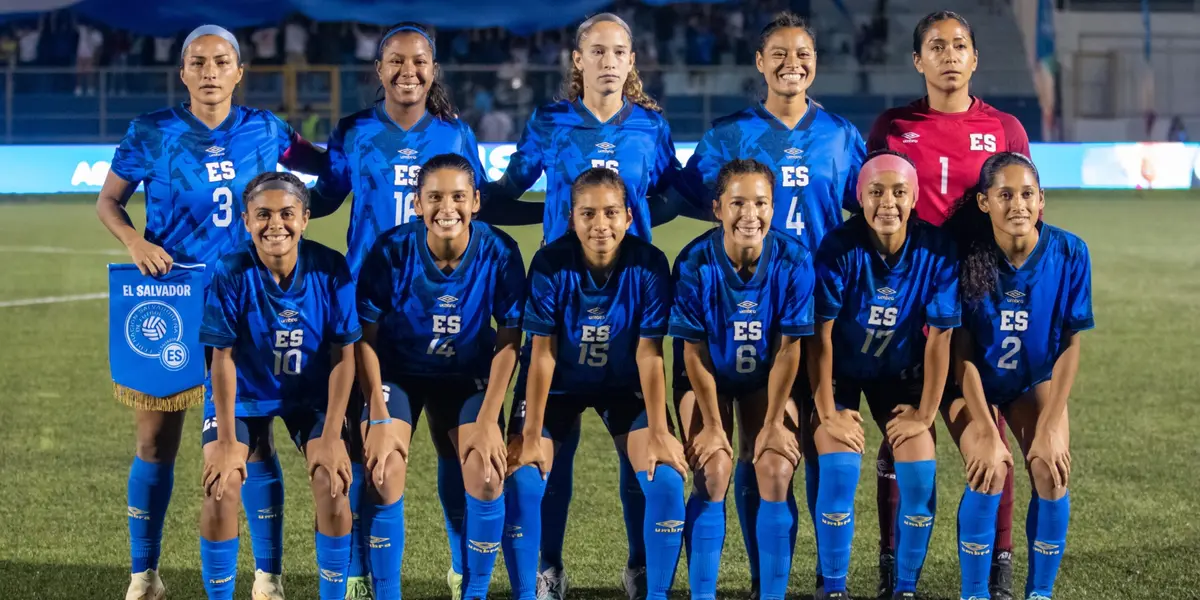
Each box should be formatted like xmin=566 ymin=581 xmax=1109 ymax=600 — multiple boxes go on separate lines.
xmin=918 ymin=326 xmax=953 ymax=426
xmin=636 ymin=338 xmax=669 ymax=433
xmin=683 ymin=342 xmax=722 ymax=429
xmin=323 ymin=344 xmax=355 ymax=436
xmin=1042 ymin=333 xmax=1081 ymax=430
xmin=96 ymin=194 xmax=141 ymax=248
xmin=957 ymin=359 xmax=996 ymax=434
xmin=480 ymin=328 xmax=520 ymax=424
xmin=807 ymin=327 xmax=838 ymax=421
xmin=765 ymin=336 xmax=801 ymax=425
xmin=521 ymin=336 xmax=556 ymax=438
xmin=211 ymin=348 xmax=239 ymax=443
xmin=355 ymin=324 xmax=389 ymax=421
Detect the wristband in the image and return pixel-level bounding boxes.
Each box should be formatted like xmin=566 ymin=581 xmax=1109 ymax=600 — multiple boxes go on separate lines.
xmin=369 ymin=418 xmax=393 ymax=426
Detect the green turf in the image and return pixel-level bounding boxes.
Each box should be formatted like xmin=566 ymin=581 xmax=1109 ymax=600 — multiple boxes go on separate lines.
xmin=1 ymin=191 xmax=1197 ymax=599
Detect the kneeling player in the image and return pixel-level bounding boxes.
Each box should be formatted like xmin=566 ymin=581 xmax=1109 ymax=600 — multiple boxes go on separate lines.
xmin=805 ymin=151 xmax=960 ymax=600
xmin=354 ymin=154 xmax=526 ymax=600
xmin=671 ymin=159 xmax=815 ymax=600
xmin=503 ymin=168 xmax=686 ymax=600
xmin=199 ymin=172 xmax=360 ymax=600
xmin=942 ymin=152 xmax=1091 ymax=600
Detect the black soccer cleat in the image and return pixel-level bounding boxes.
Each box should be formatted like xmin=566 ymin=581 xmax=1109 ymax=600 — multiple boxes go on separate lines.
xmin=891 ymin=592 xmax=917 ymax=600
xmin=989 ymin=551 xmax=1014 ymax=600
xmin=877 ymin=552 xmax=896 ymax=599
xmin=825 ymin=592 xmax=851 ymax=600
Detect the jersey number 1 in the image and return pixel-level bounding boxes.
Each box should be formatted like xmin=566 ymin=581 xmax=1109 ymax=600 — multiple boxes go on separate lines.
xmin=938 ymin=156 xmax=949 ymax=195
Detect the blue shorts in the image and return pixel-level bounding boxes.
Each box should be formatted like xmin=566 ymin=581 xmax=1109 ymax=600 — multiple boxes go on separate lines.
xmin=508 ymin=389 xmax=649 ymax=442
xmin=200 ymin=404 xmax=330 ymax=452
xmin=350 ymin=375 xmax=501 ymax=457
xmin=802 ymin=369 xmax=924 ymax=421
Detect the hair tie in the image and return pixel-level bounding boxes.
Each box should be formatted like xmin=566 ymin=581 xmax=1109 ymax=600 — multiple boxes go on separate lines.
xmin=856 ymin=154 xmax=919 ymax=206
xmin=181 ymin=25 xmax=241 ymax=62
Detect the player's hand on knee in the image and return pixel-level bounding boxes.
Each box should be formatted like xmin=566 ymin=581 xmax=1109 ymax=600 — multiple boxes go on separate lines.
xmin=307 ymin=435 xmax=352 ymax=498
xmin=127 ymin=238 xmax=173 ymax=276
xmin=688 ymin=425 xmax=732 ymax=472
xmin=886 ymin=404 xmax=931 ymax=449
xmin=203 ymin=440 xmax=247 ymax=501
xmin=458 ymin=420 xmax=507 ymax=485
xmin=821 ymin=409 xmax=866 ymax=453
xmin=1028 ymin=426 xmax=1070 ymax=489
xmin=645 ymin=428 xmax=687 ymax=481
xmin=364 ymin=420 xmax=407 ymax=487
xmin=753 ymin=420 xmax=800 ymax=468
xmin=506 ymin=434 xmax=550 ymax=479
xmin=964 ymin=426 xmax=1013 ymax=493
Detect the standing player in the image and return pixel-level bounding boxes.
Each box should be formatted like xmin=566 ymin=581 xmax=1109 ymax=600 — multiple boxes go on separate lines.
xmin=675 ymin=12 xmax=865 ymax=595
xmin=199 ymin=172 xmax=359 ymax=600
xmin=502 ymin=168 xmax=687 ymax=600
xmin=354 ymin=154 xmax=526 ymax=600
xmin=671 ymin=159 xmax=815 ymax=600
xmin=806 ymin=151 xmax=959 ymax=600
xmin=94 ymin=25 xmax=325 ymax=600
xmin=941 ymin=152 xmax=1089 ymax=600
xmin=866 ymin=11 xmax=1032 ymax=598
xmin=481 ymin=13 xmax=683 ymax=599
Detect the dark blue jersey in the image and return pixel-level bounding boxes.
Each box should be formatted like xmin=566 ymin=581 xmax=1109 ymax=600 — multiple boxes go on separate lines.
xmin=962 ymin=224 xmax=1094 ymax=405
xmin=488 ymin=98 xmax=680 ymax=243
xmin=313 ymin=105 xmax=486 ymax=275
xmin=680 ymin=101 xmax=866 ymax=252
xmin=515 ymin=235 xmax=672 ymax=396
xmin=357 ymin=222 xmax=525 ymax=380
xmin=199 ymin=240 xmax=361 ymax=417
xmin=669 ymin=229 xmax=816 ymax=394
xmin=111 ymin=104 xmax=322 ymax=268
xmin=814 ymin=218 xmax=960 ymax=381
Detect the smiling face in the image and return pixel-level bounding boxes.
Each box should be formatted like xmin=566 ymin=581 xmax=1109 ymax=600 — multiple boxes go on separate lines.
xmin=716 ymin=173 xmax=773 ymax=251
xmin=573 ymin=20 xmax=634 ymax=98
xmin=244 ymin=189 xmax=308 ymax=259
xmin=415 ymin=167 xmax=478 ymax=243
xmin=571 ymin=183 xmax=630 ymax=259
xmin=376 ymin=31 xmax=435 ymax=109
xmin=913 ymin=18 xmax=978 ymax=94
xmin=978 ymin=163 xmax=1044 ymax=239
xmin=861 ymin=170 xmax=915 ymax=237
xmin=180 ymin=35 xmax=243 ymax=106
xmin=756 ymin=27 xmax=816 ymax=99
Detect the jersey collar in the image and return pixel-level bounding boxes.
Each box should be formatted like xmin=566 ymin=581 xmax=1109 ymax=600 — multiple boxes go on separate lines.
xmin=753 ymin=99 xmax=816 ymax=132
xmin=713 ymin=228 xmax=775 ymax=290
xmin=252 ymin=238 xmax=307 ymax=297
xmin=572 ymin=236 xmax=624 ymax=292
xmin=917 ymin=95 xmax=982 ymax=120
xmin=571 ymin=97 xmax=633 ymax=128
xmin=175 ymin=102 xmax=238 ymax=133
xmin=419 ymin=221 xmax=481 ymax=282
xmin=375 ymin=102 xmax=433 ymax=133
xmin=997 ymin=222 xmax=1048 ymax=274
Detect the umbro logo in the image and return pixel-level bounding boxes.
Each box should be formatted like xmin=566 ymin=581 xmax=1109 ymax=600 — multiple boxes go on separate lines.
xmin=903 ymin=515 xmax=933 ymax=527
xmin=127 ymin=507 xmax=150 ymax=520
xmin=902 ymin=132 xmax=920 ymax=143
xmin=205 ymin=145 xmax=225 ymax=156
xmin=784 ymin=147 xmax=803 ymax=158
xmin=654 ymin=520 xmax=685 ymax=533
xmin=1033 ymin=541 xmax=1061 ymax=555
xmin=398 ymin=148 xmax=418 ymax=158
xmin=656 ymin=520 xmax=684 ymax=528
xmin=1005 ymin=290 xmax=1026 ymax=300
xmin=877 ymin=287 xmax=897 ymax=296
xmin=821 ymin=512 xmax=851 ymax=526
xmin=437 ymin=295 xmax=458 ymax=306
xmin=960 ymin=541 xmax=990 ymax=556
xmin=596 ymin=141 xmax=616 ymax=154
xmin=279 ymin=309 xmax=299 ymax=324
xmin=587 ymin=306 xmax=605 ymax=320
xmin=320 ymin=569 xmax=344 ymax=582
xmin=737 ymin=301 xmax=758 ymax=310
xmin=369 ymin=536 xmax=391 ymax=548
xmin=468 ymin=540 xmax=501 ymax=553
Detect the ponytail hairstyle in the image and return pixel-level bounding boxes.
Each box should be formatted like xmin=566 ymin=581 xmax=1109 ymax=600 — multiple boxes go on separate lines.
xmin=942 ymin=152 xmax=1042 ymax=304
xmin=243 ymin=171 xmax=310 ymax=211
xmin=570 ymin=167 xmax=628 ymax=211
xmin=416 ymin=153 xmax=479 ymax=195
xmin=715 ymin=158 xmax=776 ymax=202
xmin=757 ymin=11 xmax=818 ymax=54
xmin=911 ymin=10 xmax=976 ymax=55
xmin=376 ymin=22 xmax=457 ymax=120
xmin=562 ymin=12 xmax=662 ymax=113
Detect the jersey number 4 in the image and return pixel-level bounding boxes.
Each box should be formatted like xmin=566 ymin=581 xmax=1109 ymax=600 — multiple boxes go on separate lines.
xmin=782 ymin=166 xmax=809 ymax=237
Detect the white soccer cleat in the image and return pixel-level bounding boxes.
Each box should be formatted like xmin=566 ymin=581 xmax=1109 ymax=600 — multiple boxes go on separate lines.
xmin=447 ymin=568 xmax=464 ymax=600
xmin=125 ymin=569 xmax=165 ymax=600
xmin=536 ymin=567 xmax=569 ymax=600
xmin=252 ymin=569 xmax=286 ymax=600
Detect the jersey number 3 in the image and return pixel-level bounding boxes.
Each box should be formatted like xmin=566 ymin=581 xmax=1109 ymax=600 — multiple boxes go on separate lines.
xmin=206 ymin=161 xmax=237 ymax=228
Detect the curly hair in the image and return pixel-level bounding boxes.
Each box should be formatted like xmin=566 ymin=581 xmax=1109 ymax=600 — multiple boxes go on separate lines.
xmin=561 ymin=13 xmax=662 ymax=113
xmin=375 ymin=22 xmax=457 ymax=120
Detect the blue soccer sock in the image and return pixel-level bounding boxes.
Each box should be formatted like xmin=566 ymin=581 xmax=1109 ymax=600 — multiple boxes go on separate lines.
xmin=637 ymin=469 xmax=685 ymax=600
xmin=503 ymin=466 xmax=547 ymax=600
xmin=464 ymin=493 xmax=505 ymax=599
xmin=368 ymin=497 xmax=405 ymax=600
xmin=539 ymin=425 xmax=578 ymax=572
xmin=1027 ymin=492 xmax=1070 ymax=598
xmin=438 ymin=456 xmax=468 ymax=575
xmin=733 ymin=460 xmax=761 ymax=586
xmin=200 ymin=537 xmax=239 ymax=600
xmin=316 ymin=532 xmax=351 ymax=600
xmin=957 ymin=487 xmax=1001 ymax=599
xmin=804 ymin=455 xmax=822 ymax=580
xmin=683 ymin=493 xmax=725 ymax=600
xmin=756 ymin=499 xmax=795 ymax=600
xmin=128 ymin=457 xmax=174 ymax=573
xmin=894 ymin=460 xmax=937 ymax=593
xmin=815 ymin=452 xmax=861 ymax=594
xmin=346 ymin=462 xmax=369 ymax=579
xmin=243 ymin=455 xmax=285 ymax=575
xmin=620 ymin=453 xmax=648 ymax=569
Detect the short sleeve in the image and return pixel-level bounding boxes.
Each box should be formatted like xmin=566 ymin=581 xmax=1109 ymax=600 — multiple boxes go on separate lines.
xmin=1001 ymin=113 xmax=1032 ymax=156
xmin=199 ymin=261 xmax=241 ymax=348
xmin=459 ymin=122 xmax=488 ymax=189
xmin=650 ymin=119 xmax=682 ymax=195
xmin=491 ymin=240 xmax=526 ymax=330
xmin=522 ymin=250 xmax=560 ymax=337
xmin=639 ymin=251 xmax=673 ymax=338
xmin=356 ymin=239 xmax=395 ymax=324
xmin=326 ymin=252 xmax=363 ymax=345
xmin=311 ymin=119 xmax=352 ymax=207
xmin=925 ymin=240 xmax=962 ymax=329
xmin=779 ymin=250 xmax=816 ymax=337
xmin=110 ymin=119 xmax=150 ymax=184
xmin=1065 ymin=242 xmax=1095 ymax=332
xmin=679 ymin=125 xmax=729 ymax=210
xmin=668 ymin=254 xmax=707 ymax=342
xmin=812 ymin=239 xmax=848 ymax=322
xmin=495 ymin=107 xmax=548 ymax=197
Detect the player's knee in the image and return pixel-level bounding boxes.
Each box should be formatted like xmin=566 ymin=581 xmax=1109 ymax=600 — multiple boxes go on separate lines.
xmin=136 ymin=430 xmax=180 ymax=463
xmin=375 ymin=453 xmax=408 ymax=503
xmin=697 ymin=452 xmax=732 ymax=500
xmin=204 ymin=481 xmax=242 ymax=517
xmin=463 ymin=451 xmax=503 ymax=500
xmin=311 ymin=465 xmax=335 ymax=498
xmin=984 ymin=460 xmax=1010 ymax=495
xmin=639 ymin=466 xmax=685 ymax=503
xmin=753 ymin=452 xmax=795 ymax=502
xmin=1028 ymin=456 xmax=1058 ymax=497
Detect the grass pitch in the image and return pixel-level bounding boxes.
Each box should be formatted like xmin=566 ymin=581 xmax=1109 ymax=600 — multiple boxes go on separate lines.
xmin=0 ymin=191 xmax=1197 ymax=599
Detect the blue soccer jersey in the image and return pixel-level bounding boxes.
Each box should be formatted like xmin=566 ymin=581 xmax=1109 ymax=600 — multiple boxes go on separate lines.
xmin=669 ymin=229 xmax=816 ymax=393
xmin=313 ymin=104 xmax=487 ymax=275
xmin=962 ymin=224 xmax=1094 ymax=405
xmin=357 ymin=221 xmax=525 ymax=379
xmin=199 ymin=240 xmax=362 ymax=417
xmin=515 ymin=235 xmax=672 ymax=395
xmin=111 ymin=104 xmax=323 ymax=268
xmin=488 ymin=98 xmax=680 ymax=243
xmin=814 ymin=218 xmax=960 ymax=382
xmin=679 ymin=101 xmax=866 ymax=251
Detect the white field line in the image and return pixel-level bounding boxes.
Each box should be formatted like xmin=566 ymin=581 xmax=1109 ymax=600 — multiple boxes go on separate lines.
xmin=0 ymin=292 xmax=107 ymax=308
xmin=0 ymin=245 xmax=124 ymax=256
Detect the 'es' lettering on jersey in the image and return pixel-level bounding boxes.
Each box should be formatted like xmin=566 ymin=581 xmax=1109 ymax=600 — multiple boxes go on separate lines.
xmin=970 ymin=133 xmax=998 ymax=152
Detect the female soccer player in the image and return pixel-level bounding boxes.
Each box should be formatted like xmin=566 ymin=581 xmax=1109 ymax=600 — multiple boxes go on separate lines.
xmin=674 ymin=15 xmax=865 ymax=590
xmin=671 ymin=159 xmax=815 ymax=600
xmin=866 ymin=12 xmax=1032 ymax=596
xmin=503 ymin=168 xmax=687 ymax=600
xmin=198 ymin=172 xmax=359 ymax=600
xmin=942 ymin=152 xmax=1090 ymax=600
xmin=482 ymin=13 xmax=683 ymax=597
xmin=806 ymin=151 xmax=960 ymax=600
xmin=94 ymin=24 xmax=324 ymax=600
xmin=354 ymin=154 xmax=526 ymax=600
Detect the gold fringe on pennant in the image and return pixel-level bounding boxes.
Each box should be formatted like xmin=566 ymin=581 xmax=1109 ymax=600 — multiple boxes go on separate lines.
xmin=113 ymin=382 xmax=204 ymax=412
